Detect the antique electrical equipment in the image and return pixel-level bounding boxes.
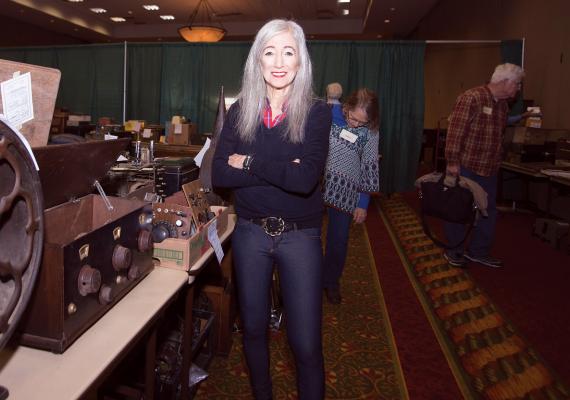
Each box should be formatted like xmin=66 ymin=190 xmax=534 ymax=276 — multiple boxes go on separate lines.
xmin=0 ymin=120 xmax=44 ymax=351
xmin=154 ymin=157 xmax=199 ymax=200
xmin=18 ymin=138 xmax=154 ymax=353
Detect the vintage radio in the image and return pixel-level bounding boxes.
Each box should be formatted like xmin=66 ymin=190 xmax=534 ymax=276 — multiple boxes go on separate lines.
xmin=18 ymin=138 xmax=155 ymax=353
xmin=154 ymin=157 xmax=199 ymax=200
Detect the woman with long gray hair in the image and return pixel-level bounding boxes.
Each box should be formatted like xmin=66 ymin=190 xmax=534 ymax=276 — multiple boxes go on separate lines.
xmin=212 ymin=19 xmax=331 ymax=399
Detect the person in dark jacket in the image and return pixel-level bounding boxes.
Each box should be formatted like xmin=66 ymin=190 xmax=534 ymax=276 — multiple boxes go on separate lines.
xmin=212 ymin=19 xmax=331 ymax=400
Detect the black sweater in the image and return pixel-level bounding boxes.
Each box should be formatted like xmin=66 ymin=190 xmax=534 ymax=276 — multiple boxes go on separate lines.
xmin=212 ymin=100 xmax=332 ymax=227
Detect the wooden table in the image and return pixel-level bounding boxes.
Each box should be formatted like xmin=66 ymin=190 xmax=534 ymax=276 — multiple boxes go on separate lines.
xmin=500 ymin=161 xmax=570 ymax=217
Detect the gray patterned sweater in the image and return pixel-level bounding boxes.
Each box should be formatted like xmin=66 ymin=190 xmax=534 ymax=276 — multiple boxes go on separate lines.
xmin=323 ymin=123 xmax=380 ymax=213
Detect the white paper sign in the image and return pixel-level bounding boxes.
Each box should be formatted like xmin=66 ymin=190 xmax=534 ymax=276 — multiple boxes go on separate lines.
xmin=174 ymin=123 xmax=182 ymax=134
xmin=1 ymin=72 xmax=34 ymax=127
xmin=193 ymin=138 xmax=211 ymax=167
xmin=142 ymin=128 xmax=152 ymax=138
xmin=207 ymin=219 xmax=224 ymax=264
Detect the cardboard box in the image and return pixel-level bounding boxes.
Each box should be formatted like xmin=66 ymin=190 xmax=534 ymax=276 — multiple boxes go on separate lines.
xmin=67 ymin=114 xmax=91 ymax=126
xmin=153 ymin=178 xmax=232 ymax=271
xmin=139 ymin=125 xmax=162 ymax=142
xmin=511 ymin=127 xmax=547 ymax=145
xmin=526 ymin=117 xmax=542 ymax=128
xmin=124 ymin=120 xmax=145 ymax=132
xmin=166 ymin=122 xmax=197 ymax=145
xmin=153 ymin=205 xmax=230 ymax=271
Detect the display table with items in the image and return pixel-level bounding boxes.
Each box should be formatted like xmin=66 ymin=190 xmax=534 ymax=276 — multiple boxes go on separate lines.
xmin=501 ymin=127 xmax=570 ymax=221
xmin=0 ymin=215 xmax=236 ymax=399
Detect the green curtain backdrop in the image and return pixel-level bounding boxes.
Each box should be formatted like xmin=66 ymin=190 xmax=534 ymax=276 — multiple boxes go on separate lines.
xmin=0 ymin=44 xmax=124 ymax=122
xmin=0 ymin=40 xmax=425 ymax=194
xmin=348 ymin=41 xmax=425 ymax=193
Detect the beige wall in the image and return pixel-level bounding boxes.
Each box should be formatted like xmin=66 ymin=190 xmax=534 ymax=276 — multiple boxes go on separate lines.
xmin=415 ymin=0 xmax=570 ymax=129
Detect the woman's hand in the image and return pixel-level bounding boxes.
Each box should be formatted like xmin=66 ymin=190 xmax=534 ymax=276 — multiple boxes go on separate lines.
xmin=353 ymin=207 xmax=367 ymax=224
xmin=228 ymin=153 xmax=247 ymax=169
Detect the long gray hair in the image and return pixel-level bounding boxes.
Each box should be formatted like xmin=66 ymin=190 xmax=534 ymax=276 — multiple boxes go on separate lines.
xmin=237 ymin=19 xmax=314 ymax=143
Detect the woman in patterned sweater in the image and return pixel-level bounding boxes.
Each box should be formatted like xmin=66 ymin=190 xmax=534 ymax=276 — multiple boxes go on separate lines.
xmin=322 ymin=88 xmax=380 ymax=304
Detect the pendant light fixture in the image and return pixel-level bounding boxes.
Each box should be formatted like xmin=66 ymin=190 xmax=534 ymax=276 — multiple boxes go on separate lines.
xmin=178 ymin=0 xmax=226 ymax=43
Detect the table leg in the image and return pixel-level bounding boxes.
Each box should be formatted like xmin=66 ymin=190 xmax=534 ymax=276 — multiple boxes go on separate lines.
xmin=180 ymin=284 xmax=194 ymax=399
xmin=145 ymin=326 xmax=157 ymax=399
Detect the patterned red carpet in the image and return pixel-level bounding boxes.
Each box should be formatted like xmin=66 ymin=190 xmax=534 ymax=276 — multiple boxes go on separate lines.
xmin=196 ymin=222 xmax=408 ymax=399
xmin=195 ymin=193 xmax=570 ymax=399
xmin=374 ymin=193 xmax=570 ymax=399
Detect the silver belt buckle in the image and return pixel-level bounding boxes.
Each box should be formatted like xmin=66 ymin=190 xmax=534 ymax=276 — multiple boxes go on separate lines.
xmin=262 ymin=217 xmax=285 ymax=236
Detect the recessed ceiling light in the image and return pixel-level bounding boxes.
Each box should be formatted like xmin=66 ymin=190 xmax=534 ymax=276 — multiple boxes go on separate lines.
xmin=384 ymin=19 xmax=391 ymax=23
xmin=160 ymin=15 xmax=175 ymax=20
xmin=338 ymin=0 xmax=350 ymax=3
xmin=67 ymin=0 xmax=84 ymax=2
xmin=110 ymin=17 xmax=126 ymax=22
xmin=342 ymin=9 xmax=349 ymax=15
xmin=143 ymin=5 xmax=160 ymax=11
xmin=390 ymin=7 xmax=396 ymax=11
xmin=90 ymin=8 xmax=107 ymax=14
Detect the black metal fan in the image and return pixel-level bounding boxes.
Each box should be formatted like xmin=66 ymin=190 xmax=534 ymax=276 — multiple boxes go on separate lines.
xmin=0 ymin=120 xmax=44 ymax=399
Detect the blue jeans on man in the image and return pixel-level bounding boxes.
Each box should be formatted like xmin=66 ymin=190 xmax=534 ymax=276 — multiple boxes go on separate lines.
xmin=232 ymin=218 xmax=325 ymax=400
xmin=444 ymin=167 xmax=500 ymax=266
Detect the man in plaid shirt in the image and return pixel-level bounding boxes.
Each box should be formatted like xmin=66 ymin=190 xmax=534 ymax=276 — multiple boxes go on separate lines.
xmin=444 ymin=63 xmax=525 ymax=268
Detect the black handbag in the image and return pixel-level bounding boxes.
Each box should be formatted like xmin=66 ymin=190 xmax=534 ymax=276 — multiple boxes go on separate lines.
xmin=419 ymin=174 xmax=477 ymax=249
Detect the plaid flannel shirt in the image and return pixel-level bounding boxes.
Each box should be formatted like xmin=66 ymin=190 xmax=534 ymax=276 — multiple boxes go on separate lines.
xmin=263 ymin=99 xmax=287 ymax=128
xmin=445 ymin=85 xmax=508 ymax=176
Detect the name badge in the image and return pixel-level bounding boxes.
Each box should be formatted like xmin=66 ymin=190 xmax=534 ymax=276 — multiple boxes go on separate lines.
xmin=483 ymin=106 xmax=493 ymax=115
xmin=339 ymin=128 xmax=358 ymax=143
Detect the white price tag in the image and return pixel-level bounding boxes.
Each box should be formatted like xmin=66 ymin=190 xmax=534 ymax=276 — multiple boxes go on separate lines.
xmin=207 ymin=219 xmax=224 ymax=264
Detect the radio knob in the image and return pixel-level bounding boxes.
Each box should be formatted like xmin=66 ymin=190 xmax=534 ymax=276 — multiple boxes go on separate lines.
xmin=78 ymin=265 xmax=102 ymax=296
xmin=112 ymin=245 xmax=132 ymax=271
xmin=138 ymin=229 xmax=154 ymax=252
xmin=128 ymin=265 xmax=141 ymax=281
xmin=99 ymin=285 xmax=114 ymax=305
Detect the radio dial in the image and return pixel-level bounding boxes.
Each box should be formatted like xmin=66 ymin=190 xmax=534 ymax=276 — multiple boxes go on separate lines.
xmin=99 ymin=285 xmax=114 ymax=305
xmin=78 ymin=265 xmax=102 ymax=296
xmin=137 ymin=229 xmax=154 ymax=252
xmin=112 ymin=245 xmax=132 ymax=271
xmin=128 ymin=265 xmax=141 ymax=281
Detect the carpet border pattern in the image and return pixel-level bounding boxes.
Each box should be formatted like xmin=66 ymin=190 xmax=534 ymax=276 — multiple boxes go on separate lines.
xmin=377 ymin=194 xmax=570 ymax=400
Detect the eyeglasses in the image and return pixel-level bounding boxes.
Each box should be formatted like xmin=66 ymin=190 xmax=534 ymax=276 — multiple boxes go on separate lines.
xmin=347 ymin=110 xmax=369 ymax=128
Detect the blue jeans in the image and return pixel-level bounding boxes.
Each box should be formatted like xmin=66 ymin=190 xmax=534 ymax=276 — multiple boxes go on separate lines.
xmin=444 ymin=167 xmax=498 ymax=257
xmin=232 ymin=218 xmax=325 ymax=400
xmin=323 ymin=207 xmax=352 ymax=290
